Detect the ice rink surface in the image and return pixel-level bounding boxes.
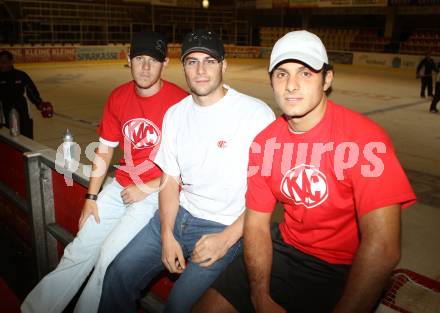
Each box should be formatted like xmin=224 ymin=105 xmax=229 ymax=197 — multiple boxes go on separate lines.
xmin=19 ymin=58 xmax=440 ymax=280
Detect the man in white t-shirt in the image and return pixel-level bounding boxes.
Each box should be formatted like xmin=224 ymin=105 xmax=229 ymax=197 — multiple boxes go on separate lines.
xmin=97 ymin=30 xmax=275 ymax=313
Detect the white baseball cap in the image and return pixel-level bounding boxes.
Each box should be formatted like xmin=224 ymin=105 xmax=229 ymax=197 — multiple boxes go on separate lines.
xmin=269 ymin=30 xmax=328 ymax=73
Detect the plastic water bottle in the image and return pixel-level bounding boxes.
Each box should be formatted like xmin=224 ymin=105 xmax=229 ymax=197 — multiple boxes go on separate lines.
xmin=9 ymin=107 xmax=20 ymax=136
xmin=63 ymin=129 xmax=74 ymax=168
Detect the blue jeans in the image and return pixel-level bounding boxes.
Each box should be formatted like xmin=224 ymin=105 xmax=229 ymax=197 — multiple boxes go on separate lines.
xmin=98 ymin=207 xmax=242 ymax=313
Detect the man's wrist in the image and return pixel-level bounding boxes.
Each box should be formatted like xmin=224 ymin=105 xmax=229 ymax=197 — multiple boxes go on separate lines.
xmin=222 ymin=224 xmax=242 ymax=248
xmin=250 ymin=290 xmax=271 ymax=307
xmin=85 ymin=193 xmax=98 ymax=201
xmin=161 ymin=230 xmax=174 ymax=239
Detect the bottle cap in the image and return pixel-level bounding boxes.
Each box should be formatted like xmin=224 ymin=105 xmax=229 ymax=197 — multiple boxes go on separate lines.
xmin=63 ymin=129 xmax=73 ymax=141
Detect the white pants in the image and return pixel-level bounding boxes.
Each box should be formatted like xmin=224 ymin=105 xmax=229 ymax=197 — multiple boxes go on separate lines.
xmin=21 ymin=179 xmax=159 ymax=313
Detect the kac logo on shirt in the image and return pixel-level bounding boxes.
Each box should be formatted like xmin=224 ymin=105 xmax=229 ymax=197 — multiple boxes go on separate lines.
xmin=123 ymin=118 xmax=161 ymax=149
xmin=280 ymin=164 xmax=328 ymax=209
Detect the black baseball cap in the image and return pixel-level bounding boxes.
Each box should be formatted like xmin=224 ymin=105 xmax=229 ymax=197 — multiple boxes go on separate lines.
xmin=181 ymin=30 xmax=224 ymax=61
xmin=0 ymin=50 xmax=13 ymax=60
xmin=129 ymin=31 xmax=168 ymax=62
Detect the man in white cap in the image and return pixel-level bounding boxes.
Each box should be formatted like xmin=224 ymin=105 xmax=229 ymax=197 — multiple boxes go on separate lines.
xmin=193 ymin=30 xmax=416 ymax=313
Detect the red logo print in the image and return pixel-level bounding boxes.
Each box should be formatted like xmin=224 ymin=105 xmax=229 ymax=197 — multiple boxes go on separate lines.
xmin=280 ymin=164 xmax=328 ymax=208
xmin=217 ymin=140 xmax=228 ymax=148
xmin=122 ymin=118 xmax=161 ymax=149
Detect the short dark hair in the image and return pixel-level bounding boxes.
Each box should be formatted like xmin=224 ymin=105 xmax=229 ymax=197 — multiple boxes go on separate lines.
xmin=269 ymin=60 xmax=331 ymax=82
xmin=322 ymin=63 xmax=332 ymax=83
xmin=0 ymin=50 xmax=13 ymax=60
xmin=323 ymin=64 xmax=333 ymax=96
xmin=269 ymin=61 xmax=333 ymax=96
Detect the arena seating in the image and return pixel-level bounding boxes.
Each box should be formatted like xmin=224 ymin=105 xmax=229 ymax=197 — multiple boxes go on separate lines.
xmin=260 ymin=26 xmax=440 ymax=55
xmin=260 ymin=27 xmax=387 ymax=52
xmin=400 ymin=30 xmax=440 ymax=55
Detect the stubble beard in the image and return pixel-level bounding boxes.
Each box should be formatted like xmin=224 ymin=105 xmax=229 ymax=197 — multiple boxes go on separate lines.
xmin=135 ymin=75 xmax=160 ymax=91
xmin=188 ymin=76 xmax=222 ymax=97
xmin=189 ymin=84 xmax=214 ymax=97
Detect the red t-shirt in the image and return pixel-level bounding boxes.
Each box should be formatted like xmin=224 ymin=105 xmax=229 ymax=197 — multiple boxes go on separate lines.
xmin=98 ymin=80 xmax=188 ymax=187
xmin=246 ymin=100 xmax=416 ymax=264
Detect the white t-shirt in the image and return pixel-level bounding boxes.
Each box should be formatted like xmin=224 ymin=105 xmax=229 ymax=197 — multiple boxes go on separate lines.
xmin=155 ymin=85 xmax=275 ymax=225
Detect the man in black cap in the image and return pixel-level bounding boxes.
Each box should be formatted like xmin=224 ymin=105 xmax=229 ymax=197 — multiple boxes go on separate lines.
xmin=0 ymin=50 xmax=53 ymax=138
xmin=97 ymin=29 xmax=275 ymax=313
xmin=21 ymin=31 xmax=187 ymax=313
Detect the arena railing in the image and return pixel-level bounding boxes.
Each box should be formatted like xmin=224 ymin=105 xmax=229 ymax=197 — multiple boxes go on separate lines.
xmin=0 ymin=128 xmax=167 ymax=312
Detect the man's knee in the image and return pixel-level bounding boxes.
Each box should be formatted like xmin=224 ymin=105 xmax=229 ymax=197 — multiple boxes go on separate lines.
xmin=192 ymin=288 xmax=237 ymax=313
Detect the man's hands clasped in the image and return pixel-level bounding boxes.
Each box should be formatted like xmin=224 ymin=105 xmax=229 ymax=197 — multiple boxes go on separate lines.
xmin=78 ymin=184 xmax=149 ymax=230
xmin=161 ymin=230 xmax=232 ymax=275
xmin=191 ymin=232 xmax=230 ymax=268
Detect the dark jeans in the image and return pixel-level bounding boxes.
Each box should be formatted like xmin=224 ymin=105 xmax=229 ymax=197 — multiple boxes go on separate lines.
xmin=212 ymin=225 xmax=350 ymax=313
xmin=98 ymin=207 xmax=242 ymax=313
xmin=3 ymin=105 xmax=34 ymax=139
xmin=4 ymin=116 xmax=33 ymax=139
xmin=430 ymin=82 xmax=440 ymax=111
xmin=20 ymin=118 xmax=33 ymax=139
xmin=421 ymin=76 xmax=433 ymax=97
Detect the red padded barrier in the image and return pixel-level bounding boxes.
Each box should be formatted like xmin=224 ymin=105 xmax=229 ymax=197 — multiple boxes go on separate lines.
xmin=0 ymin=277 xmax=20 ymax=313
xmin=0 ymin=141 xmax=27 ymax=199
xmin=52 ymin=170 xmax=87 ymax=256
xmin=149 ymin=274 xmax=175 ymax=301
xmin=52 ymin=170 xmax=86 ymax=238
xmin=0 ymin=193 xmax=31 ymax=246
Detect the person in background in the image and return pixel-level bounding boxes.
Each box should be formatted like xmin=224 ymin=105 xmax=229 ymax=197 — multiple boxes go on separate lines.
xmin=429 ymin=62 xmax=440 ymax=113
xmin=416 ymin=51 xmax=437 ymax=98
xmin=0 ymin=50 xmax=53 ymax=138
